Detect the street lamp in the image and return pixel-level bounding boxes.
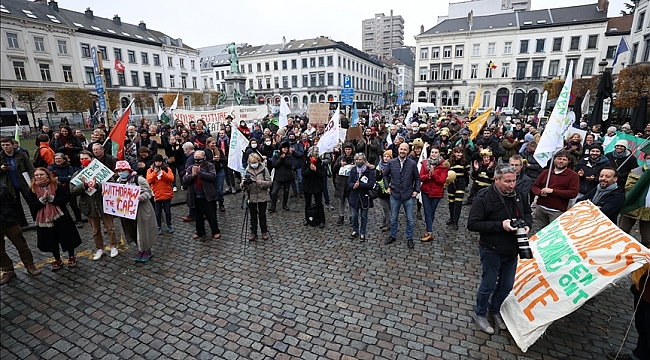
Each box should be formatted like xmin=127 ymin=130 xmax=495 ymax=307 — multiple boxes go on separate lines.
xmin=598 ymin=59 xmax=608 ymax=73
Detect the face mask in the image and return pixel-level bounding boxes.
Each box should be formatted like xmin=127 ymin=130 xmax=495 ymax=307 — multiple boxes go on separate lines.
xmin=646 ymin=159 xmax=650 ymax=167
xmin=195 ymin=158 xmax=204 ymax=164
xmin=250 ymin=163 xmax=259 ymax=169
xmin=118 ymin=172 xmax=129 ymax=179
xmin=356 ymin=161 xmax=365 ymax=168
xmin=80 ymin=159 xmax=92 ymax=168
xmin=289 ymin=138 xmax=296 ymax=143
xmin=128 ymin=132 xmax=136 ymax=138
xmin=251 ymin=144 xmax=257 ymax=149
xmin=264 ymin=141 xmax=272 ymax=146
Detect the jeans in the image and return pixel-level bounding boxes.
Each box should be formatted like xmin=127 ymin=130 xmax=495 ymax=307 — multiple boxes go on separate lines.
xmin=248 ymin=201 xmax=268 ymax=234
xmin=474 ymin=246 xmax=518 ymax=317
xmin=155 ymin=199 xmax=172 ymax=227
xmin=322 ymin=176 xmax=331 ymax=205
xmin=194 ymin=197 xmax=220 ymax=236
xmin=390 ymin=196 xmax=414 ymax=240
xmin=350 ymin=206 xmax=369 ymax=235
xmin=304 ymin=191 xmax=325 ymax=224
xmin=215 ymin=170 xmax=225 ymax=202
xmin=631 ymin=284 xmax=650 ymax=360
xmin=271 ymin=180 xmax=291 ymax=208
xmin=421 ymin=193 xmax=442 ymax=233
xmin=290 ymin=168 xmax=303 ymax=193
xmin=0 ymin=224 xmax=35 ymax=271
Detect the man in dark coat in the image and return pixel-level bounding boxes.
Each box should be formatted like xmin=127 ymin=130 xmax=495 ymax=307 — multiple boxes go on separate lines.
xmin=605 ymin=140 xmax=638 ymax=188
xmin=577 ymin=167 xmax=625 ymax=223
xmin=576 ymin=144 xmax=609 ymax=197
xmin=269 ymin=141 xmax=294 ymax=212
xmin=183 ymin=150 xmax=220 ymax=239
xmin=0 ymin=137 xmax=34 ymax=226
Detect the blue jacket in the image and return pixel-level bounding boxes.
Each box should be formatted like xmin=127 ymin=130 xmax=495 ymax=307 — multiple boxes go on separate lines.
xmin=48 ymin=163 xmax=76 ymax=187
xmin=348 ymin=166 xmax=375 ymax=209
xmin=383 ymin=157 xmax=421 ymax=201
xmin=289 ymin=141 xmax=305 ymax=169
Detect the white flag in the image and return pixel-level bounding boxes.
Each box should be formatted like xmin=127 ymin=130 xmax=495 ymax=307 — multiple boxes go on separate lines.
xmin=581 ymin=89 xmax=590 ymax=115
xmin=534 ymin=61 xmax=574 ymax=168
xmin=279 ymin=98 xmax=291 ymax=128
xmin=227 ymin=128 xmax=249 ymax=174
xmin=169 ymin=93 xmax=180 ymax=111
xmin=317 ymin=106 xmax=340 ymax=154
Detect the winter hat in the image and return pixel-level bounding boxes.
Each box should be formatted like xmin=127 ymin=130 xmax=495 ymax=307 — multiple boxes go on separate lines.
xmin=115 ymin=161 xmax=131 ymax=171
xmin=524 ymin=133 xmax=534 ymax=142
xmin=288 ymin=131 xmax=295 ymax=137
xmin=383 ymin=150 xmax=393 ymax=159
xmin=152 ymin=154 xmax=164 ymax=162
xmin=614 ymin=140 xmax=628 ymax=149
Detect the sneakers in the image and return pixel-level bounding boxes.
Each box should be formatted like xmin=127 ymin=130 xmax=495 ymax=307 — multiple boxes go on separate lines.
xmin=349 ymin=231 xmax=358 ymax=239
xmin=489 ymin=312 xmax=507 ymax=330
xmin=167 ymin=225 xmax=174 ymax=233
xmin=407 ymin=238 xmax=414 ymax=249
xmin=134 ymin=251 xmax=144 ymax=262
xmin=140 ymin=250 xmax=152 ymax=262
xmin=158 ymin=227 xmax=163 ymax=235
xmin=471 ymin=313 xmax=495 ymax=334
xmin=67 ymin=256 xmax=77 ymax=268
xmin=173 ymin=186 xmax=178 ymax=192
xmin=93 ymin=249 xmax=104 ymax=261
xmin=25 ymin=265 xmax=41 ymax=276
xmin=0 ymin=271 xmax=16 ymax=285
xmin=385 ymin=236 xmax=396 ymax=245
xmin=75 ymin=221 xmax=83 ymax=228
xmin=110 ymin=247 xmax=119 ymax=258
xmin=51 ymin=259 xmax=63 ymax=272
xmin=421 ymin=233 xmax=433 ymax=242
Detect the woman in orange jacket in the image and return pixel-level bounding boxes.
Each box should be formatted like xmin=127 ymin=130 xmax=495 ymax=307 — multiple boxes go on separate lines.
xmin=146 ymin=154 xmax=175 ymax=234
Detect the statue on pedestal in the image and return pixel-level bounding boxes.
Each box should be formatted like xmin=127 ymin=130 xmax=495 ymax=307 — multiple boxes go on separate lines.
xmin=227 ymin=42 xmax=239 ymax=74
xmin=233 ymin=88 xmax=243 ymax=105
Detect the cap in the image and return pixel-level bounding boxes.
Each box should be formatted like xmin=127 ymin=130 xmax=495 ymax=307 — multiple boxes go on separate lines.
xmin=412 ymin=138 xmax=424 ymax=148
xmin=440 ymin=128 xmax=450 ymax=136
xmin=115 ymin=161 xmax=131 ymax=171
xmin=383 ymin=150 xmax=393 ymax=159
xmin=460 ymin=129 xmax=470 ymax=135
xmin=479 ymin=149 xmax=492 ymax=157
xmin=152 ymin=154 xmax=164 ymax=162
xmin=419 ymin=123 xmax=428 ymax=130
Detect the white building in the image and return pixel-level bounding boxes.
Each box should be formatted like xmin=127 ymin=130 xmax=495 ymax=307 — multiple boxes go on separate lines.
xmin=603 ymin=15 xmax=634 ymax=72
xmin=438 ymin=0 xmax=531 ymax=24
xmin=385 ymin=58 xmax=414 ymax=103
xmin=414 ymin=1 xmax=611 ymax=112
xmin=198 ymin=43 xmax=246 ymax=92
xmin=361 ymin=11 xmax=405 ymax=60
xmin=628 ymin=0 xmax=650 ymax=64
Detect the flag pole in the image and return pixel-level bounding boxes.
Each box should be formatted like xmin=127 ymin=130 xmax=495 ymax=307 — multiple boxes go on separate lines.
xmin=615 ymin=138 xmax=650 ymax=172
xmin=103 ymin=98 xmax=135 ymax=146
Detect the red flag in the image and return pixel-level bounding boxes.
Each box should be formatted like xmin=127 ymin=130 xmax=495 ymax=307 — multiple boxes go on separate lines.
xmin=107 ymin=104 xmax=131 ymax=160
xmin=114 ymin=59 xmax=125 ymax=73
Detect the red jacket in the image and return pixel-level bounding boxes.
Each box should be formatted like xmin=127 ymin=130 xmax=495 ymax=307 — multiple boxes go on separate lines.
xmin=419 ymin=160 xmax=448 ymax=198
xmin=146 ymin=167 xmax=175 ymax=201
xmin=532 ymin=168 xmax=580 ymax=211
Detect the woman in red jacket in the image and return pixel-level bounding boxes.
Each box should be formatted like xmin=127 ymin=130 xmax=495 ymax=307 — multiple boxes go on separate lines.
xmin=419 ymin=146 xmax=449 ymax=242
xmin=146 ymin=154 xmax=175 ymax=235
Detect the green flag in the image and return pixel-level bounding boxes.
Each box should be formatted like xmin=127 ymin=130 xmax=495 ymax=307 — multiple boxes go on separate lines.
xmin=621 ymin=168 xmax=650 ymax=215
xmin=604 ymin=132 xmax=649 ymax=167
xmin=160 ymin=112 xmax=170 ymax=125
xmin=14 ymin=123 xmax=20 ymax=146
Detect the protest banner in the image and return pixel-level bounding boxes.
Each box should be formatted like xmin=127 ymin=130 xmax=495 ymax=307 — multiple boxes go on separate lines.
xmin=308 ymin=103 xmax=330 ymax=125
xmin=228 ymin=127 xmax=249 ymax=174
xmin=172 ymin=106 xmax=268 ymax=127
xmin=102 ymin=182 xmax=141 ymax=220
xmin=603 ymin=131 xmax=649 ymax=167
xmin=70 ymin=159 xmax=115 ymax=195
xmin=346 ymin=126 xmax=363 ymax=142
xmin=501 ymin=201 xmax=650 ymax=352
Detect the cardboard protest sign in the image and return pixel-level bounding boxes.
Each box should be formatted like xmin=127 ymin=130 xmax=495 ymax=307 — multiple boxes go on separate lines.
xmin=308 ymin=103 xmax=330 ymax=125
xmin=501 ymin=201 xmax=650 ymax=352
xmin=102 ymin=182 xmax=141 ymax=220
xmin=346 ymin=126 xmax=363 ymax=142
xmin=70 ymin=159 xmax=115 ymax=195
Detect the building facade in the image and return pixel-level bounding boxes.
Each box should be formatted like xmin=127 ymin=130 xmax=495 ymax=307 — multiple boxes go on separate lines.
xmin=414 ymin=2 xmax=611 ymax=112
xmin=385 ymin=58 xmax=414 ymax=103
xmin=438 ymin=0 xmax=532 ymax=24
xmin=628 ymin=0 xmax=650 ymax=64
xmin=361 ymin=11 xmax=405 ymax=60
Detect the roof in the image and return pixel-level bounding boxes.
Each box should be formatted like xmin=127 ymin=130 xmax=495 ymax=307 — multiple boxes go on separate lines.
xmin=384 ymin=57 xmax=405 ymax=66
xmin=606 ymin=15 xmax=634 ymax=35
xmin=57 ymin=8 xmax=160 ymax=45
xmin=197 ymin=43 xmax=245 ymax=69
xmin=1 ymin=0 xmax=70 ymax=27
xmin=147 ymin=29 xmax=196 ymax=51
xmin=420 ymin=3 xmax=607 ymax=35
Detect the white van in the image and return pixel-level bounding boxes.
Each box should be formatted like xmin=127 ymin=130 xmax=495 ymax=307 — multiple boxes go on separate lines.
xmin=0 ymin=107 xmax=30 ymax=137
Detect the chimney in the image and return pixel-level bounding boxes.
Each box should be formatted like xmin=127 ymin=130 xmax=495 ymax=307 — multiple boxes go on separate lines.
xmin=282 ymin=36 xmax=286 ymax=49
xmin=177 ymin=38 xmax=183 ymax=47
xmin=84 ymin=7 xmax=93 ymax=19
xmin=420 ymin=25 xmax=424 ymax=33
xmin=113 ymin=14 xmax=121 ymax=26
xmin=48 ymin=0 xmax=59 ymax=12
xmin=597 ymin=0 xmax=609 ymax=13
xmin=138 ymin=21 xmax=146 ymax=30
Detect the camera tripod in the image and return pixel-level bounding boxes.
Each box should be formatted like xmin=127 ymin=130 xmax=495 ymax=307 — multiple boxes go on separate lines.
xmin=239 ymin=188 xmax=273 ymax=255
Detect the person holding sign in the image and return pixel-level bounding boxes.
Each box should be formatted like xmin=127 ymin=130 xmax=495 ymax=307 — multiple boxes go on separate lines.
xmin=114 ymin=161 xmax=158 ymax=262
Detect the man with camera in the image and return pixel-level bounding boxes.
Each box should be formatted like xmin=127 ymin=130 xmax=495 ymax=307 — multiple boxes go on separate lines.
xmin=468 ymin=163 xmax=532 ymax=334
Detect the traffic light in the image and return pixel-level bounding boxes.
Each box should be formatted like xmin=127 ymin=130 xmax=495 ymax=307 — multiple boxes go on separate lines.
xmin=389 ymin=92 xmax=394 ymax=97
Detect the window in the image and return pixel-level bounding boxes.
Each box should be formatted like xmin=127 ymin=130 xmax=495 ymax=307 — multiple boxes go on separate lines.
xmin=47 ymin=98 xmax=57 ymax=112
xmin=504 ymin=42 xmax=512 ymax=54
xmin=150 ymin=54 xmax=159 ymax=66
xmin=420 ymin=48 xmax=429 ymax=59
xmin=453 ymin=65 xmax=462 ymax=79
xmin=128 ymin=50 xmax=136 ymax=63
xmin=39 ymin=64 xmax=51 ymax=81
xmin=310 ymin=58 xmax=316 ymax=67
xmin=118 ymin=72 xmax=126 ymax=86
xmin=169 ymin=75 xmax=175 ymax=87
xmin=302 ymin=58 xmax=307 ymax=68
xmin=452 ymin=91 xmax=460 ymax=106
xmin=441 ymin=91 xmax=449 ymax=106
xmin=431 ymin=47 xmax=440 ymax=59
xmin=532 ymin=60 xmax=543 ymax=79
xmin=96 ymin=46 xmax=107 ymax=60
xmin=57 ymin=40 xmax=67 ymax=54
xmin=485 ymin=64 xmax=493 ymax=78
xmin=309 ymin=73 xmax=316 ymax=86
xmin=282 ymin=76 xmax=288 ymax=88
xmin=302 ymin=75 xmax=308 ymax=87
xmin=606 ymin=46 xmax=617 ymax=59
xmin=431 ymin=65 xmax=439 ymax=80
xmin=181 ymin=76 xmax=187 ymax=88
xmin=327 ymin=56 xmax=333 ymax=66
xmin=131 ymin=71 xmax=139 ymax=86
xmin=442 ymin=64 xmax=451 ymax=80
xmin=587 ymin=35 xmax=598 ymax=49
xmin=215 ymin=71 xmax=220 ymax=80
xmin=487 ymin=43 xmax=495 ymax=55
xmin=455 ymin=45 xmax=464 ymax=57
xmin=468 ymin=92 xmax=476 ymax=108
xmin=552 ymin=38 xmax=563 ymax=52
xmin=155 ymin=73 xmax=162 ymax=87
xmin=519 ymin=40 xmax=529 ymax=54
xmin=81 ymin=43 xmax=91 ymax=57
xmin=516 ymin=61 xmax=527 ymax=80
xmin=643 ymin=39 xmax=650 ymax=62
xmin=535 ymin=39 xmax=545 ymax=53
xmin=549 ymin=60 xmax=559 ymax=76
xmin=192 ymin=77 xmax=197 ymax=89
xmin=565 ymin=61 xmax=577 ymax=76
xmin=582 ymin=58 xmax=594 ymax=76
xmin=637 ymin=11 xmax=645 ymax=31
xmin=570 ymin=36 xmax=580 ymax=50
xmin=482 ymin=91 xmax=491 ymax=107
xmin=631 ymin=42 xmax=639 ymax=64
xmin=318 ymin=57 xmax=324 ymax=67
xmin=472 ymin=44 xmax=480 ymax=56
xmin=141 ymin=52 xmax=149 ymax=65
xmin=266 ymin=78 xmax=271 ymax=89
xmin=144 ymin=72 xmax=151 ymax=87
xmin=85 ymin=67 xmax=95 ymax=84
xmin=281 ymin=60 xmax=287 ymax=70
xmin=34 ymin=37 xmax=45 ymax=51
xmin=318 ymin=73 xmax=325 ymax=86
xmin=104 ymin=69 xmax=112 ymax=87
xmin=257 ymin=78 xmax=263 ymax=89
xmin=291 ymin=75 xmax=297 ymax=87
xmin=191 ymin=60 xmax=195 ymax=70
xmin=470 ymin=64 xmax=478 ymax=79
xmin=241 ymin=65 xmax=245 ymax=74
xmin=62 ymin=65 xmax=73 ymax=82
xmin=6 ymin=33 xmax=19 ymax=48
xmin=419 ymin=67 xmax=427 ymax=81
xmin=327 ymin=73 xmax=333 ymax=85
xmin=168 ymin=56 xmax=173 ymax=67
xmin=179 ymin=58 xmax=185 ymax=69
xmin=443 ymin=46 xmax=452 ymax=58
xmin=273 ymin=61 xmax=278 ymax=71
xmin=291 ymin=59 xmax=297 ymax=69
xmin=114 ymin=48 xmax=123 ymax=61
xmin=501 ymin=63 xmax=509 ymax=78
xmin=13 ymin=61 xmax=26 ymax=80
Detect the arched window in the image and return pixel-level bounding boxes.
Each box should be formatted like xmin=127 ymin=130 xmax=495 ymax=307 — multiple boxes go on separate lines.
xmin=292 ymin=96 xmax=299 ymax=108
xmin=468 ymin=91 xmax=476 ymax=108
xmin=452 ymin=91 xmax=460 ymax=106
xmin=482 ymin=91 xmax=491 ymax=108
xmin=158 ymin=98 xmax=164 ymax=107
xmin=513 ymin=89 xmax=525 ymax=110
xmin=0 ymin=97 xmax=6 ymax=108
xmin=496 ymin=88 xmax=510 ymax=108
xmin=310 ymin=94 xmax=317 ymax=103
xmin=441 ymin=91 xmax=449 ymax=106
xmin=183 ymin=98 xmax=189 ymax=108
xmin=429 ymin=91 xmax=437 ymax=105
xmin=47 ymin=97 xmax=58 ymax=112
xmin=327 ymin=94 xmax=334 ymax=102
xmin=318 ymin=94 xmax=325 ymax=102
xmin=121 ymin=97 xmax=129 ymax=109
xmin=266 ymin=97 xmax=272 ymax=104
xmin=302 ymin=95 xmax=308 ymax=106
xmin=418 ymin=91 xmax=426 ymax=102
xmin=283 ymin=96 xmax=290 ymax=104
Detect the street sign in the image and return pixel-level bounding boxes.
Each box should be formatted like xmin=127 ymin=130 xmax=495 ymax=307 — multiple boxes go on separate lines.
xmin=94 ymin=75 xmax=105 ymax=95
xmin=343 ymin=75 xmax=351 ymax=89
xmin=397 ymin=98 xmax=404 ymax=105
xmin=91 ymin=46 xmax=101 ymax=76
xmin=98 ymin=95 xmax=107 ymax=112
xmin=341 ymin=97 xmax=354 ymax=106
xmin=398 ymin=89 xmax=404 ymax=97
xmin=341 ymin=88 xmax=354 ymax=97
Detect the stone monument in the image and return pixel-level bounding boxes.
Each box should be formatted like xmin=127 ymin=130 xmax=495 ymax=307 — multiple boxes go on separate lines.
xmin=224 ymin=42 xmax=251 ymax=105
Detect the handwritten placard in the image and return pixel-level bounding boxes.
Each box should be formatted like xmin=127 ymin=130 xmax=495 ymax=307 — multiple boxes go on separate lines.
xmin=102 ymin=182 xmax=141 ymax=220
xmin=308 ymin=103 xmax=330 ymax=125
xmin=70 ymin=159 xmax=114 ymax=195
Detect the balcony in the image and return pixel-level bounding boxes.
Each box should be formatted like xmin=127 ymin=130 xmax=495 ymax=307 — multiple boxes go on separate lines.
xmin=512 ymin=76 xmax=545 ymax=83
xmin=422 ymin=79 xmax=465 ymax=88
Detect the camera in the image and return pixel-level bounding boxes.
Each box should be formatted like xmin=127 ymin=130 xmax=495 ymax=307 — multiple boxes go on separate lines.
xmin=510 ymin=218 xmax=533 ymax=259
xmin=242 ymin=174 xmax=253 ymax=188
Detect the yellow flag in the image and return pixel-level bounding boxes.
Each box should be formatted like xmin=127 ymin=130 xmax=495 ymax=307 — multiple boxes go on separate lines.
xmin=467 ymin=108 xmax=492 ymax=140
xmin=468 ymin=86 xmax=482 ymax=118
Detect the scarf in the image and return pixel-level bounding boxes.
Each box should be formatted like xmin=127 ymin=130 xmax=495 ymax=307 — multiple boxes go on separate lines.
xmin=592 ymin=182 xmax=618 ymax=204
xmin=426 ymin=156 xmax=443 ymax=168
xmin=34 ymin=180 xmax=64 ymax=228
xmin=379 ymin=160 xmax=388 ymax=172
xmin=356 ymin=164 xmax=368 ymax=176
xmin=612 ymin=150 xmax=630 ymax=159
xmin=59 ymin=132 xmax=73 ymax=145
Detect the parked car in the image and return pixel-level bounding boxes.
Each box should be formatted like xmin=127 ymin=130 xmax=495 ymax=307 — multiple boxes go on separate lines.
xmin=499 ymin=107 xmax=520 ymax=116
xmin=475 ymin=107 xmax=495 ymax=116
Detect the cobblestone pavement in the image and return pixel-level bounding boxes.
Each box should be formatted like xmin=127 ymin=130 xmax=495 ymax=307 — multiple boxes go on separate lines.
xmin=0 ymin=187 xmax=643 ymax=360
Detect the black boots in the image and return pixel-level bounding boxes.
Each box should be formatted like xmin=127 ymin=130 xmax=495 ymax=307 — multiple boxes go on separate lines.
xmin=336 ymin=216 xmax=344 ymax=225
xmin=219 ymin=201 xmax=225 ymax=212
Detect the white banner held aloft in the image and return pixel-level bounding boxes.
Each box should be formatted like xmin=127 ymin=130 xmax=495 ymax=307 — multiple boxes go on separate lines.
xmin=70 ymin=159 xmax=115 ymax=196
xmin=501 ymin=201 xmax=650 ymax=352
xmin=317 ymin=106 xmax=340 ymax=154
xmin=228 ymin=128 xmax=249 ymax=174
xmin=172 ymin=106 xmax=268 ymax=127
xmin=102 ymin=182 xmax=141 ymax=220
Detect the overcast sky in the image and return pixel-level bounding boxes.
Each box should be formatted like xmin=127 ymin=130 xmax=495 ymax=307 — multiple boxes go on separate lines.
xmin=59 ymin=0 xmax=626 ymax=50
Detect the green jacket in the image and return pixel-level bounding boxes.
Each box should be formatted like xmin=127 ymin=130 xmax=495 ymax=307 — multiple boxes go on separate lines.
xmin=70 ymin=170 xmax=105 ymax=218
xmin=0 ymin=150 xmax=34 ymax=197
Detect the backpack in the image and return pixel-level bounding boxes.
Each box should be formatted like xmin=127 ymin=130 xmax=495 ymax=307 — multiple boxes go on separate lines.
xmin=33 ymin=148 xmax=48 ymax=168
xmin=306 ymin=204 xmax=320 ymax=226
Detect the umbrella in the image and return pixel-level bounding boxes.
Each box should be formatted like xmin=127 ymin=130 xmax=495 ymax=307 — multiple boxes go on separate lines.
xmin=630 ymin=96 xmax=649 ymax=133
xmin=588 ymin=70 xmax=614 ymax=129
xmin=539 ymin=91 xmax=548 ymax=116
xmin=573 ymin=96 xmax=583 ymax=124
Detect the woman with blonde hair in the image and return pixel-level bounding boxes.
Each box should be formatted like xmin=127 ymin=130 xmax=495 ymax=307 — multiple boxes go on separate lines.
xmin=241 ymin=153 xmax=272 ymax=240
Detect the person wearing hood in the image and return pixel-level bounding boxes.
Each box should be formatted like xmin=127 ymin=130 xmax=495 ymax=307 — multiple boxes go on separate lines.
xmin=114 ymin=161 xmax=158 ymax=262
xmin=238 ymin=120 xmax=251 ymax=139
xmin=577 ymin=167 xmax=625 ymax=223
xmin=419 ymin=146 xmax=449 ymax=242
xmin=71 ymin=150 xmax=118 ymax=260
xmin=259 ymin=136 xmax=275 ymax=162
xmin=501 ymin=131 xmax=519 ymax=162
xmin=287 ymin=131 xmax=305 ymax=197
xmin=518 ymin=133 xmax=535 ymax=155
xmin=302 ymin=147 xmax=327 ymax=229
xmin=243 ymin=138 xmax=263 ymax=169
xmin=606 ymin=140 xmax=638 ymax=188
xmin=36 ymin=134 xmax=55 ymax=167
xmin=269 ymin=141 xmax=293 ymax=212
xmin=136 ymin=128 xmax=159 ymax=155
xmin=48 ymin=152 xmax=83 ymax=227
xmin=135 ymin=147 xmax=155 ymax=177
xmin=146 ymin=154 xmax=175 ymax=235
xmin=576 ymin=144 xmax=610 ymax=198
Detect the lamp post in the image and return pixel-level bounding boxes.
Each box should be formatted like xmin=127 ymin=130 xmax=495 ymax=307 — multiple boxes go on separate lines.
xmin=598 ymin=59 xmax=608 ymax=74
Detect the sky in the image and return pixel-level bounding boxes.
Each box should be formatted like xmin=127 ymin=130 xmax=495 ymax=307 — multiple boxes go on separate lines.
xmin=58 ymin=0 xmax=627 ymax=50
